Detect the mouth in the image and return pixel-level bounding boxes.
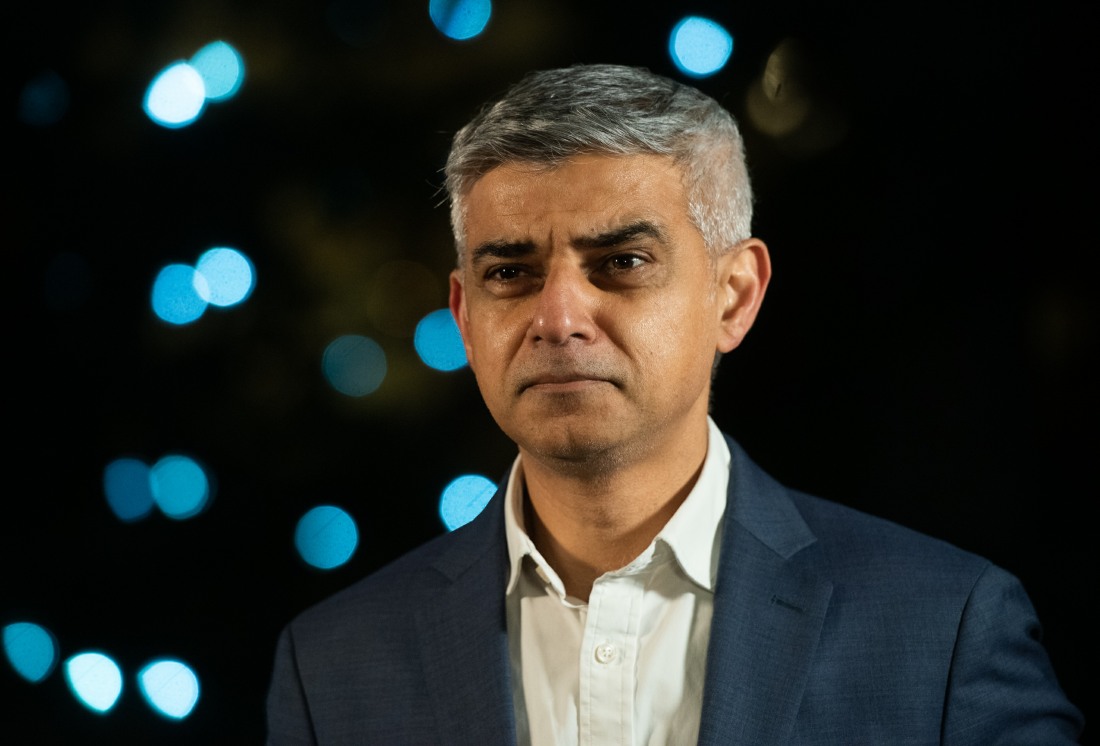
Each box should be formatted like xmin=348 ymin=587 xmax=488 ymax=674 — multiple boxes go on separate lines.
xmin=524 ymin=378 xmax=606 ymax=393
xmin=517 ymin=372 xmax=619 ymax=394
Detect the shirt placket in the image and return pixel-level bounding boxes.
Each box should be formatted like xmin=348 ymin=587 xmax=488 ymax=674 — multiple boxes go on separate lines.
xmin=579 ymin=572 xmax=643 ymax=746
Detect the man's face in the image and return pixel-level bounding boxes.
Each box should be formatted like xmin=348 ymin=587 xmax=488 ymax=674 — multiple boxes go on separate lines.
xmin=449 ymin=153 xmax=765 ymax=471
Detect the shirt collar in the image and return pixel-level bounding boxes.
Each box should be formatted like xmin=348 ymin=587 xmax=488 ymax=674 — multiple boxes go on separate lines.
xmin=655 ymin=416 xmax=730 ymax=591
xmin=503 ymin=416 xmax=731 ymax=596
xmin=504 ymin=457 xmax=566 ymax=596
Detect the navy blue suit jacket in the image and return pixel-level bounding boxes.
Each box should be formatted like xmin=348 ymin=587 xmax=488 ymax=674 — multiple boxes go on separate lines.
xmin=266 ymin=434 xmax=1084 ymax=744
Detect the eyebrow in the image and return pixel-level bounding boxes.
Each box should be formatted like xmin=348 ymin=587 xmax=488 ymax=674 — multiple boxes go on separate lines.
xmin=469 ymin=220 xmax=668 ymax=265
xmin=470 ymin=240 xmax=537 ymax=266
xmin=573 ymin=220 xmax=668 ymax=249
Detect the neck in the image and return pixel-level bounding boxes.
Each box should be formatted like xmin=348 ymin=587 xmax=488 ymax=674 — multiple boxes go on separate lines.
xmin=519 ymin=418 xmax=709 ymax=602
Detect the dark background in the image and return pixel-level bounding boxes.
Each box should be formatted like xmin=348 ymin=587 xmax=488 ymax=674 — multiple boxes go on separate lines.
xmin=6 ymin=1 xmax=1095 ymax=742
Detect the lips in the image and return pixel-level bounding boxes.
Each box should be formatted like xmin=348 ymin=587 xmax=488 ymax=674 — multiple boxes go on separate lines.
xmin=528 ymin=373 xmax=598 ymax=385
xmin=515 ymin=365 xmax=620 ymax=393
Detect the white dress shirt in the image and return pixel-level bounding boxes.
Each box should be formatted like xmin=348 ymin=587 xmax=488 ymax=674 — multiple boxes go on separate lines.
xmin=503 ymin=417 xmax=731 ymax=746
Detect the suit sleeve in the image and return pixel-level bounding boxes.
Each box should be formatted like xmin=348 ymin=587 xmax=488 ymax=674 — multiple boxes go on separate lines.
xmin=266 ymin=624 xmax=319 ymax=746
xmin=942 ymin=563 xmax=1084 ymax=745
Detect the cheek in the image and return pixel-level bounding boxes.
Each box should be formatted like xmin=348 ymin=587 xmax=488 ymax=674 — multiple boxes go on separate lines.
xmin=650 ymin=291 xmax=713 ymax=337
xmin=647 ymin=299 xmax=718 ymax=374
xmin=466 ymin=313 xmax=520 ymax=375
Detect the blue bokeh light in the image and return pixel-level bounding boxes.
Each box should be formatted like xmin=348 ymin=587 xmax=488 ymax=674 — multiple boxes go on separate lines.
xmin=143 ymin=62 xmax=207 ymax=128
xmin=189 ymin=41 xmax=244 ymax=101
xmin=64 ymin=651 xmax=123 ymax=714
xmin=103 ymin=457 xmax=156 ymax=523
xmin=18 ymin=69 xmax=69 ymax=127
xmin=152 ymin=263 xmax=210 ymax=325
xmin=138 ymin=658 xmax=201 ymax=720
xmin=3 ymin=622 xmax=58 ymax=684
xmin=195 ymin=246 xmax=255 ymax=307
xmin=150 ymin=454 xmax=211 ymax=520
xmin=295 ymin=505 xmax=359 ymax=570
xmin=322 ymin=335 xmax=387 ymax=396
xmin=414 ymin=308 xmax=467 ymax=371
xmin=439 ymin=474 xmax=497 ymax=530
xmin=669 ymin=16 xmax=734 ymax=78
xmin=429 ymin=0 xmax=492 ymax=41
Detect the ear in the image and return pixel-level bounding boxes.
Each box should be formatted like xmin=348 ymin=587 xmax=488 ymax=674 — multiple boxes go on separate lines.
xmin=448 ymin=269 xmax=477 ymax=370
xmin=715 ymin=238 xmax=771 ymax=354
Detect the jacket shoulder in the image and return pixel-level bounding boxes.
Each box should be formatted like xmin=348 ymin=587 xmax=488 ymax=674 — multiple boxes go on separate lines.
xmin=288 ymin=487 xmax=507 ymax=638
xmin=789 ymin=488 xmax=989 ymax=575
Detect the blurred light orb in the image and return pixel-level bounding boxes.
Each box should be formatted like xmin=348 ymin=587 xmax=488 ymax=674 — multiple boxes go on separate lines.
xmin=195 ymin=246 xmax=255 ymax=307
xmin=152 ymin=263 xmax=209 ymax=325
xmin=64 ymin=652 xmax=123 ymax=714
xmin=18 ymin=69 xmax=69 ymax=127
xmin=3 ymin=622 xmax=58 ymax=683
xmin=669 ymin=16 xmax=733 ymax=78
xmin=144 ymin=62 xmax=206 ymax=128
xmin=189 ymin=41 xmax=244 ymax=101
xmin=295 ymin=505 xmax=359 ymax=570
xmin=103 ymin=457 xmax=156 ymax=523
xmin=429 ymin=0 xmax=491 ymax=40
xmin=322 ymin=335 xmax=387 ymax=396
xmin=439 ymin=474 xmax=496 ymax=531
xmin=150 ymin=454 xmax=211 ymax=520
xmin=414 ymin=308 xmax=467 ymax=371
xmin=138 ymin=658 xmax=201 ymax=719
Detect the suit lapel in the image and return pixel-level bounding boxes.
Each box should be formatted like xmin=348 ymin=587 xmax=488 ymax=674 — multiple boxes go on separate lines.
xmin=697 ymin=438 xmax=833 ymax=745
xmin=416 ymin=483 xmax=518 ymax=745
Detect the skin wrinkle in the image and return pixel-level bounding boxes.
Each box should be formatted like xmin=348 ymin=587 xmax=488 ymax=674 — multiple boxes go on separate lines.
xmin=472 ymin=221 xmax=670 ymax=269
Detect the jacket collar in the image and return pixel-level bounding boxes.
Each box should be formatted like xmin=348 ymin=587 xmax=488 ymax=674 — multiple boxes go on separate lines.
xmin=697 ymin=435 xmax=832 ymax=745
xmin=417 ymin=470 xmax=518 ymax=744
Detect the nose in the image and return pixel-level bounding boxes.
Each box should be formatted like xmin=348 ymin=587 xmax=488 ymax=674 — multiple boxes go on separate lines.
xmin=528 ymin=264 xmax=599 ymax=345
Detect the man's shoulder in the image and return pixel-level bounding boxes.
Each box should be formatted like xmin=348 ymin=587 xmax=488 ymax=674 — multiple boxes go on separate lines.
xmin=786 ymin=487 xmax=994 ymax=587
xmin=283 ymin=497 xmax=506 ymax=638
xmin=288 ymin=522 xmax=485 ymax=636
xmin=723 ymin=432 xmax=991 ymax=579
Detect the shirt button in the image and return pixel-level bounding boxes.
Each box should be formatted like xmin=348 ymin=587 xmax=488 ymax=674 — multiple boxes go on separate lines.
xmin=594 ymin=643 xmax=617 ymax=664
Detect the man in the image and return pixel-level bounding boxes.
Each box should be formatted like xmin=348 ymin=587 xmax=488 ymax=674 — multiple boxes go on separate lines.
xmin=266 ymin=64 xmax=1083 ymax=744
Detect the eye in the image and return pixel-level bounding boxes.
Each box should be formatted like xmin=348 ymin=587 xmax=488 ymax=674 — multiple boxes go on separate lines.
xmin=604 ymin=253 xmax=646 ymax=272
xmin=486 ymin=265 xmax=523 ymax=281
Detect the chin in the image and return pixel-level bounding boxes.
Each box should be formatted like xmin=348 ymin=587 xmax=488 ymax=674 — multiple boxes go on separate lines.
xmin=514 ymin=423 xmax=639 ymax=474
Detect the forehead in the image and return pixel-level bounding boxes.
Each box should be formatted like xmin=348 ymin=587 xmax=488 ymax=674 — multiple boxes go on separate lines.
xmin=462 ymin=153 xmax=692 ymax=245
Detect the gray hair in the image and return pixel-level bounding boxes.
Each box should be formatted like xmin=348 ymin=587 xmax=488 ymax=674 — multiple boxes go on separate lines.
xmin=444 ymin=63 xmax=754 ymax=262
